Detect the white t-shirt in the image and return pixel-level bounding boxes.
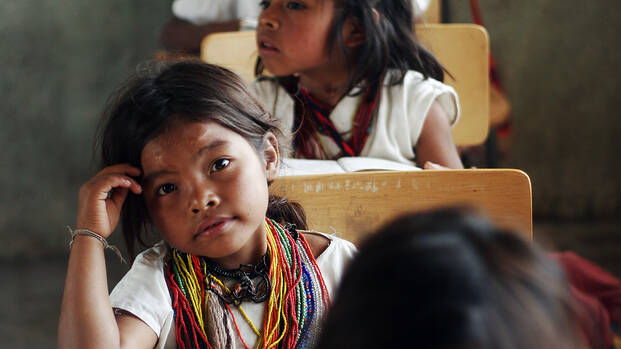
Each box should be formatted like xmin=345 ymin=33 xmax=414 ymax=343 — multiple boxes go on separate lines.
xmin=172 ymin=0 xmax=261 ymax=25
xmin=415 ymin=0 xmax=432 ymax=16
xmin=172 ymin=0 xmax=431 ymax=25
xmin=110 ymin=232 xmax=357 ymax=349
xmin=250 ymin=70 xmax=459 ymax=165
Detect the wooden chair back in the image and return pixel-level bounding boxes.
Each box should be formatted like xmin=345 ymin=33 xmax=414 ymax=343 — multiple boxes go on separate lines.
xmin=201 ymin=31 xmax=258 ymax=82
xmin=421 ymin=0 xmax=442 ymax=23
xmin=269 ymin=169 xmax=532 ymax=245
xmin=201 ymin=24 xmax=489 ymax=145
xmin=417 ymin=24 xmax=490 ymax=145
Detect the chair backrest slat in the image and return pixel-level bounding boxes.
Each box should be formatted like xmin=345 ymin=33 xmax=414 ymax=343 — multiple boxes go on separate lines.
xmin=269 ymin=169 xmax=532 ymax=244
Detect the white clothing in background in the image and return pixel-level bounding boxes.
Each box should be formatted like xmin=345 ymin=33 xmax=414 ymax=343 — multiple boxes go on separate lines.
xmin=172 ymin=0 xmax=261 ymax=25
xmin=415 ymin=0 xmax=432 ymax=16
xmin=250 ymin=70 xmax=460 ymax=165
xmin=172 ymin=0 xmax=431 ymax=25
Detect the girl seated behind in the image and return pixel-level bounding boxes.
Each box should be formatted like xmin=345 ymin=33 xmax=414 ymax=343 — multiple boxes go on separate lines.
xmin=318 ymin=207 xmax=586 ymax=349
xmin=58 ymin=61 xmax=357 ymax=349
xmin=251 ymin=0 xmax=463 ymax=169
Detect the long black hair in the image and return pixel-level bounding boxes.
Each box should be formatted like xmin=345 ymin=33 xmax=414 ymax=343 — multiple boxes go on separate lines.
xmin=317 ymin=207 xmax=585 ymax=349
xmin=97 ymin=60 xmax=303 ymax=260
xmin=257 ymin=0 xmax=445 ymax=96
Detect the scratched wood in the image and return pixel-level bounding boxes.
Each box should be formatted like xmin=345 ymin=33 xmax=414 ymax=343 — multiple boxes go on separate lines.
xmin=201 ymin=24 xmax=489 ymax=146
xmin=269 ymin=169 xmax=532 ymax=244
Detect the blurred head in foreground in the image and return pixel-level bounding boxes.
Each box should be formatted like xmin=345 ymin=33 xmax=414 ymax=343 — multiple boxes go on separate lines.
xmin=318 ymin=207 xmax=585 ymax=349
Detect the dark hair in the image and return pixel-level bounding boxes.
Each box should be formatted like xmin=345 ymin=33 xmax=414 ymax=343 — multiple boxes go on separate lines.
xmin=97 ymin=60 xmax=302 ymax=260
xmin=318 ymin=207 xmax=585 ymax=349
xmin=266 ymin=195 xmax=308 ymax=231
xmin=257 ymin=0 xmax=445 ymax=96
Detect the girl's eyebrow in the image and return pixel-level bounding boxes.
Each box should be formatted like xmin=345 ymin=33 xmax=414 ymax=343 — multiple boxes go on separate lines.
xmin=143 ymin=140 xmax=230 ymax=185
xmin=142 ymin=169 xmax=176 ymax=185
xmin=198 ymin=139 xmax=228 ymax=155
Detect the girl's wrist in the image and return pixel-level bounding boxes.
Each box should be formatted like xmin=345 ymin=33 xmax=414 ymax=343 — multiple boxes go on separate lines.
xmin=66 ymin=227 xmax=126 ymax=264
xmin=70 ymin=234 xmax=108 ymax=253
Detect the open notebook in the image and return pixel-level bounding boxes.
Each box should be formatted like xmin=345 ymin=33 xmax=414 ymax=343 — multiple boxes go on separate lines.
xmin=279 ymin=157 xmax=421 ymax=176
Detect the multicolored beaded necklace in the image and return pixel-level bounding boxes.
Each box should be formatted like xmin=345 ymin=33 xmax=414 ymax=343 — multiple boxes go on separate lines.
xmin=165 ymin=218 xmax=330 ymax=349
xmin=282 ymin=77 xmax=382 ymax=159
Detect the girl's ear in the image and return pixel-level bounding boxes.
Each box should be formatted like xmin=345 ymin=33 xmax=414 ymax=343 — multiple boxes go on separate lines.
xmin=343 ymin=18 xmax=364 ymax=48
xmin=343 ymin=9 xmax=379 ymax=48
xmin=262 ymin=132 xmax=280 ymax=181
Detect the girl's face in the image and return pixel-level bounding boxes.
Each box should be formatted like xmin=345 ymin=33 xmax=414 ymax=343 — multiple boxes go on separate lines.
xmin=257 ymin=0 xmax=342 ymax=77
xmin=140 ymin=120 xmax=279 ymax=268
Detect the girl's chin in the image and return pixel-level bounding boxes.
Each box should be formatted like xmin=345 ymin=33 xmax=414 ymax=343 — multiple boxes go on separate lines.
xmin=259 ymin=62 xmax=294 ymax=78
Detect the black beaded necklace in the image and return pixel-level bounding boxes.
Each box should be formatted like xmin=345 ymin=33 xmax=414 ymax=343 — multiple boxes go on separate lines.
xmin=204 ymin=253 xmax=271 ymax=305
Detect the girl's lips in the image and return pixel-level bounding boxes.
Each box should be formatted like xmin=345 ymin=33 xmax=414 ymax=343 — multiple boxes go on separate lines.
xmin=194 ymin=218 xmax=233 ymax=240
xmin=258 ymin=38 xmax=280 ymax=55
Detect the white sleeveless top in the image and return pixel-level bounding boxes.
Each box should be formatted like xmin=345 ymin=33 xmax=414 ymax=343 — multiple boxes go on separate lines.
xmin=250 ymin=70 xmax=459 ymax=165
xmin=110 ymin=232 xmax=357 ymax=348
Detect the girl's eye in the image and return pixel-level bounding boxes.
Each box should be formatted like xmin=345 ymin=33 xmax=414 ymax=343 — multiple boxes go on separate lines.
xmin=157 ymin=183 xmax=177 ymax=196
xmin=211 ymin=158 xmax=230 ymax=172
xmin=259 ymin=1 xmax=270 ymax=9
xmin=286 ymin=1 xmax=305 ymax=10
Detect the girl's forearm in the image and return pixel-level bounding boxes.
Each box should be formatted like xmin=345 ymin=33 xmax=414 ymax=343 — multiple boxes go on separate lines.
xmin=58 ymin=235 xmax=121 ymax=349
xmin=416 ymin=101 xmax=464 ymax=169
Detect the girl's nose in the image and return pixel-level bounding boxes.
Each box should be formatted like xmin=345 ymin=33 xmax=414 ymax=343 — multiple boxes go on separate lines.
xmin=190 ymin=188 xmax=220 ymax=214
xmin=259 ymin=11 xmax=279 ymax=30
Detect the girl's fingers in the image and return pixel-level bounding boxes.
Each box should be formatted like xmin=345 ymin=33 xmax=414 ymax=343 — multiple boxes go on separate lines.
xmin=93 ymin=175 xmax=138 ymax=201
xmin=103 ymin=176 xmax=142 ymax=197
xmin=423 ymin=161 xmax=447 ymax=170
xmin=76 ymin=164 xmax=143 ymax=235
xmin=127 ymin=178 xmax=142 ymax=195
xmin=86 ymin=168 xmax=142 ymax=200
xmin=106 ymin=165 xmax=142 ymax=194
xmin=109 ymin=187 xmax=129 ymax=208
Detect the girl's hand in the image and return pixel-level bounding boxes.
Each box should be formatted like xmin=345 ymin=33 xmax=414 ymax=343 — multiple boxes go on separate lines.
xmin=423 ymin=161 xmax=448 ymax=170
xmin=76 ymin=164 xmax=142 ymax=238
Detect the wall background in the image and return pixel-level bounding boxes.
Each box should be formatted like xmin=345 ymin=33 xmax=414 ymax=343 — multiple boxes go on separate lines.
xmin=447 ymin=1 xmax=621 ymax=219
xmin=0 ymin=0 xmax=619 ymax=347
xmin=1 ymin=1 xmax=170 ymax=258
xmin=0 ymin=2 xmax=169 ymax=345
xmin=446 ymin=1 xmax=621 ymax=279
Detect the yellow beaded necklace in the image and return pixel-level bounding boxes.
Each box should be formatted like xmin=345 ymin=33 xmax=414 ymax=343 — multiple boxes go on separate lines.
xmin=165 ymin=218 xmax=330 ymax=349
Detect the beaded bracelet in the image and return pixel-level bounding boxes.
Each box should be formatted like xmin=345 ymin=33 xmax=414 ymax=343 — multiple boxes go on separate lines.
xmin=66 ymin=227 xmax=127 ymax=264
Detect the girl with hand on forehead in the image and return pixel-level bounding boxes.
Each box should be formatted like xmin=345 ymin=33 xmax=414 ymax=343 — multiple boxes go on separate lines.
xmin=252 ymin=0 xmax=463 ymax=169
xmin=58 ymin=61 xmax=356 ymax=349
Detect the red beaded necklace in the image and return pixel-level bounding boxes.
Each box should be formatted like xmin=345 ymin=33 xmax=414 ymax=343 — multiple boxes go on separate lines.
xmin=283 ymin=78 xmax=382 ymax=159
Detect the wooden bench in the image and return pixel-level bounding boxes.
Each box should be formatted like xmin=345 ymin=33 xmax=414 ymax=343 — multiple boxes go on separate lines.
xmin=269 ymin=169 xmax=532 ymax=244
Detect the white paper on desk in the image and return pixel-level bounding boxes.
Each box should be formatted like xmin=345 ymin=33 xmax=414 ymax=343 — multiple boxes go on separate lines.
xmin=279 ymin=157 xmax=420 ymax=176
xmin=337 ymin=157 xmax=421 ymax=172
